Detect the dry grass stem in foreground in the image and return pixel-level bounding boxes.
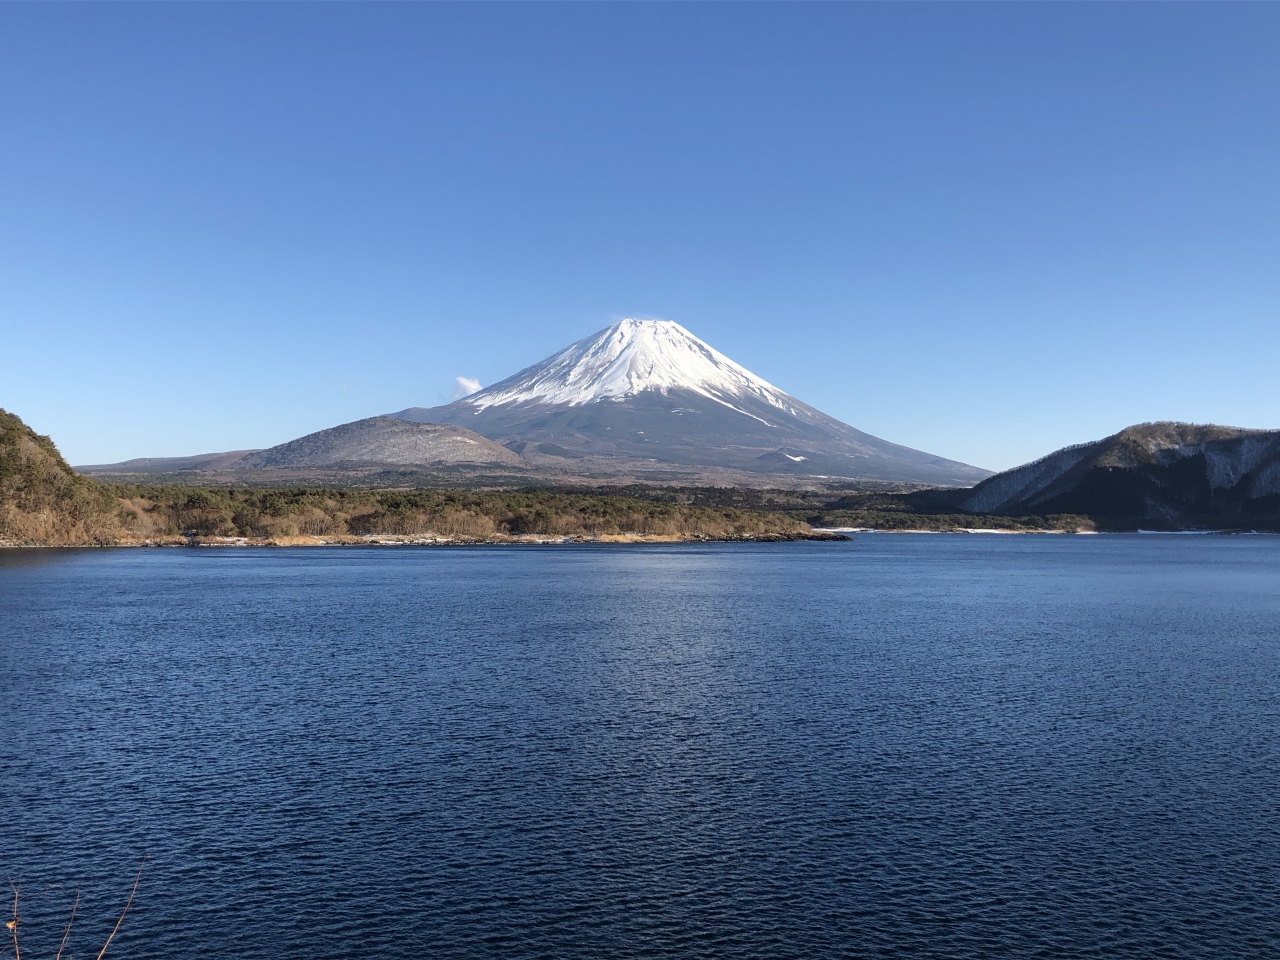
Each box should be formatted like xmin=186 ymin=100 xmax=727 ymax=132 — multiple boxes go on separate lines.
xmin=94 ymin=859 xmax=148 ymax=960
xmin=4 ymin=859 xmax=147 ymax=960
xmin=7 ymin=882 xmax=18 ymax=960
xmin=53 ymin=895 xmax=75 ymax=960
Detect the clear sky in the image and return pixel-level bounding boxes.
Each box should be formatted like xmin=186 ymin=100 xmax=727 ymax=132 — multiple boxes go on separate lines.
xmin=2 ymin=4 xmax=1277 ymax=471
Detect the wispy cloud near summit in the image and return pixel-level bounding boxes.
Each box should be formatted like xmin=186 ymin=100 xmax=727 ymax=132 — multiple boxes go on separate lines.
xmin=452 ymin=376 xmax=482 ymax=400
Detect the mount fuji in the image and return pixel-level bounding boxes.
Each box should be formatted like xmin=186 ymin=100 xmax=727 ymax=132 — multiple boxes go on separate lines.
xmin=393 ymin=319 xmax=990 ymax=485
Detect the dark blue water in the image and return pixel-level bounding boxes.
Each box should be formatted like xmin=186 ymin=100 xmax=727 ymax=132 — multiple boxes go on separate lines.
xmin=3 ymin=537 xmax=1279 ymax=959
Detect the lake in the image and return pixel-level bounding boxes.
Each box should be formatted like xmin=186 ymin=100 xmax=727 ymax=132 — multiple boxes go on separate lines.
xmin=2 ymin=536 xmax=1278 ymax=958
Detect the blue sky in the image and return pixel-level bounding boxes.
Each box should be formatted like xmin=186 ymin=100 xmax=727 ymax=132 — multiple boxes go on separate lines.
xmin=2 ymin=4 xmax=1277 ymax=470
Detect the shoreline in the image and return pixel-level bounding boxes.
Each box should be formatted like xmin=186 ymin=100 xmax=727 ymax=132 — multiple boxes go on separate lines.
xmin=813 ymin=526 xmax=1087 ymax=535
xmin=7 ymin=529 xmax=1274 ymax=548
xmin=0 ymin=531 xmax=853 ymax=549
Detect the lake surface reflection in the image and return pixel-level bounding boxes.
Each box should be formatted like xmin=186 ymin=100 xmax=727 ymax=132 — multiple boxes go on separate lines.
xmin=3 ymin=537 xmax=1279 ymax=958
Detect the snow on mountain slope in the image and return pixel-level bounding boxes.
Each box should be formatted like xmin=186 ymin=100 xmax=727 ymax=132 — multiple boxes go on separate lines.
xmin=463 ymin=319 xmax=803 ymax=421
xmin=392 ymin=317 xmax=994 ymax=484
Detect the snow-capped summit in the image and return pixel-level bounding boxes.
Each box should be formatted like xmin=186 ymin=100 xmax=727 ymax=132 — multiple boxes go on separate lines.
xmin=392 ymin=318 xmax=992 ymax=485
xmin=462 ymin=319 xmax=802 ymax=420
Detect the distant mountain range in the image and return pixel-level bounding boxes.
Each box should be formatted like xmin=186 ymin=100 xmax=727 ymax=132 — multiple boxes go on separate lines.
xmin=69 ymin=319 xmax=1280 ymax=527
xmin=35 ymin=393 xmax=1280 ymax=533
xmin=956 ymin=422 xmax=1280 ymax=528
xmin=79 ymin=319 xmax=992 ymax=486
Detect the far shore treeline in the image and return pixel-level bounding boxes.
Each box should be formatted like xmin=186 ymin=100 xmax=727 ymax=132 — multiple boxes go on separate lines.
xmin=0 ymin=407 xmax=814 ymax=544
xmin=103 ymin=486 xmax=821 ymax=543
xmin=0 ymin=406 xmax=795 ymax=544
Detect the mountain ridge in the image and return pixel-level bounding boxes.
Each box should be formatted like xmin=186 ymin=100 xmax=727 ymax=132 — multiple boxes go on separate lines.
xmin=77 ymin=418 xmax=530 ymax=483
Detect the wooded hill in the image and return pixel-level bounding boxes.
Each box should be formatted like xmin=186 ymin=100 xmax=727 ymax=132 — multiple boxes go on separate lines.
xmin=0 ymin=408 xmax=130 ymax=544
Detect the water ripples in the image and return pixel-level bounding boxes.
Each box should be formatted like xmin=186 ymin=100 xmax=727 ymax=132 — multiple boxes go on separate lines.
xmin=2 ymin=537 xmax=1279 ymax=958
